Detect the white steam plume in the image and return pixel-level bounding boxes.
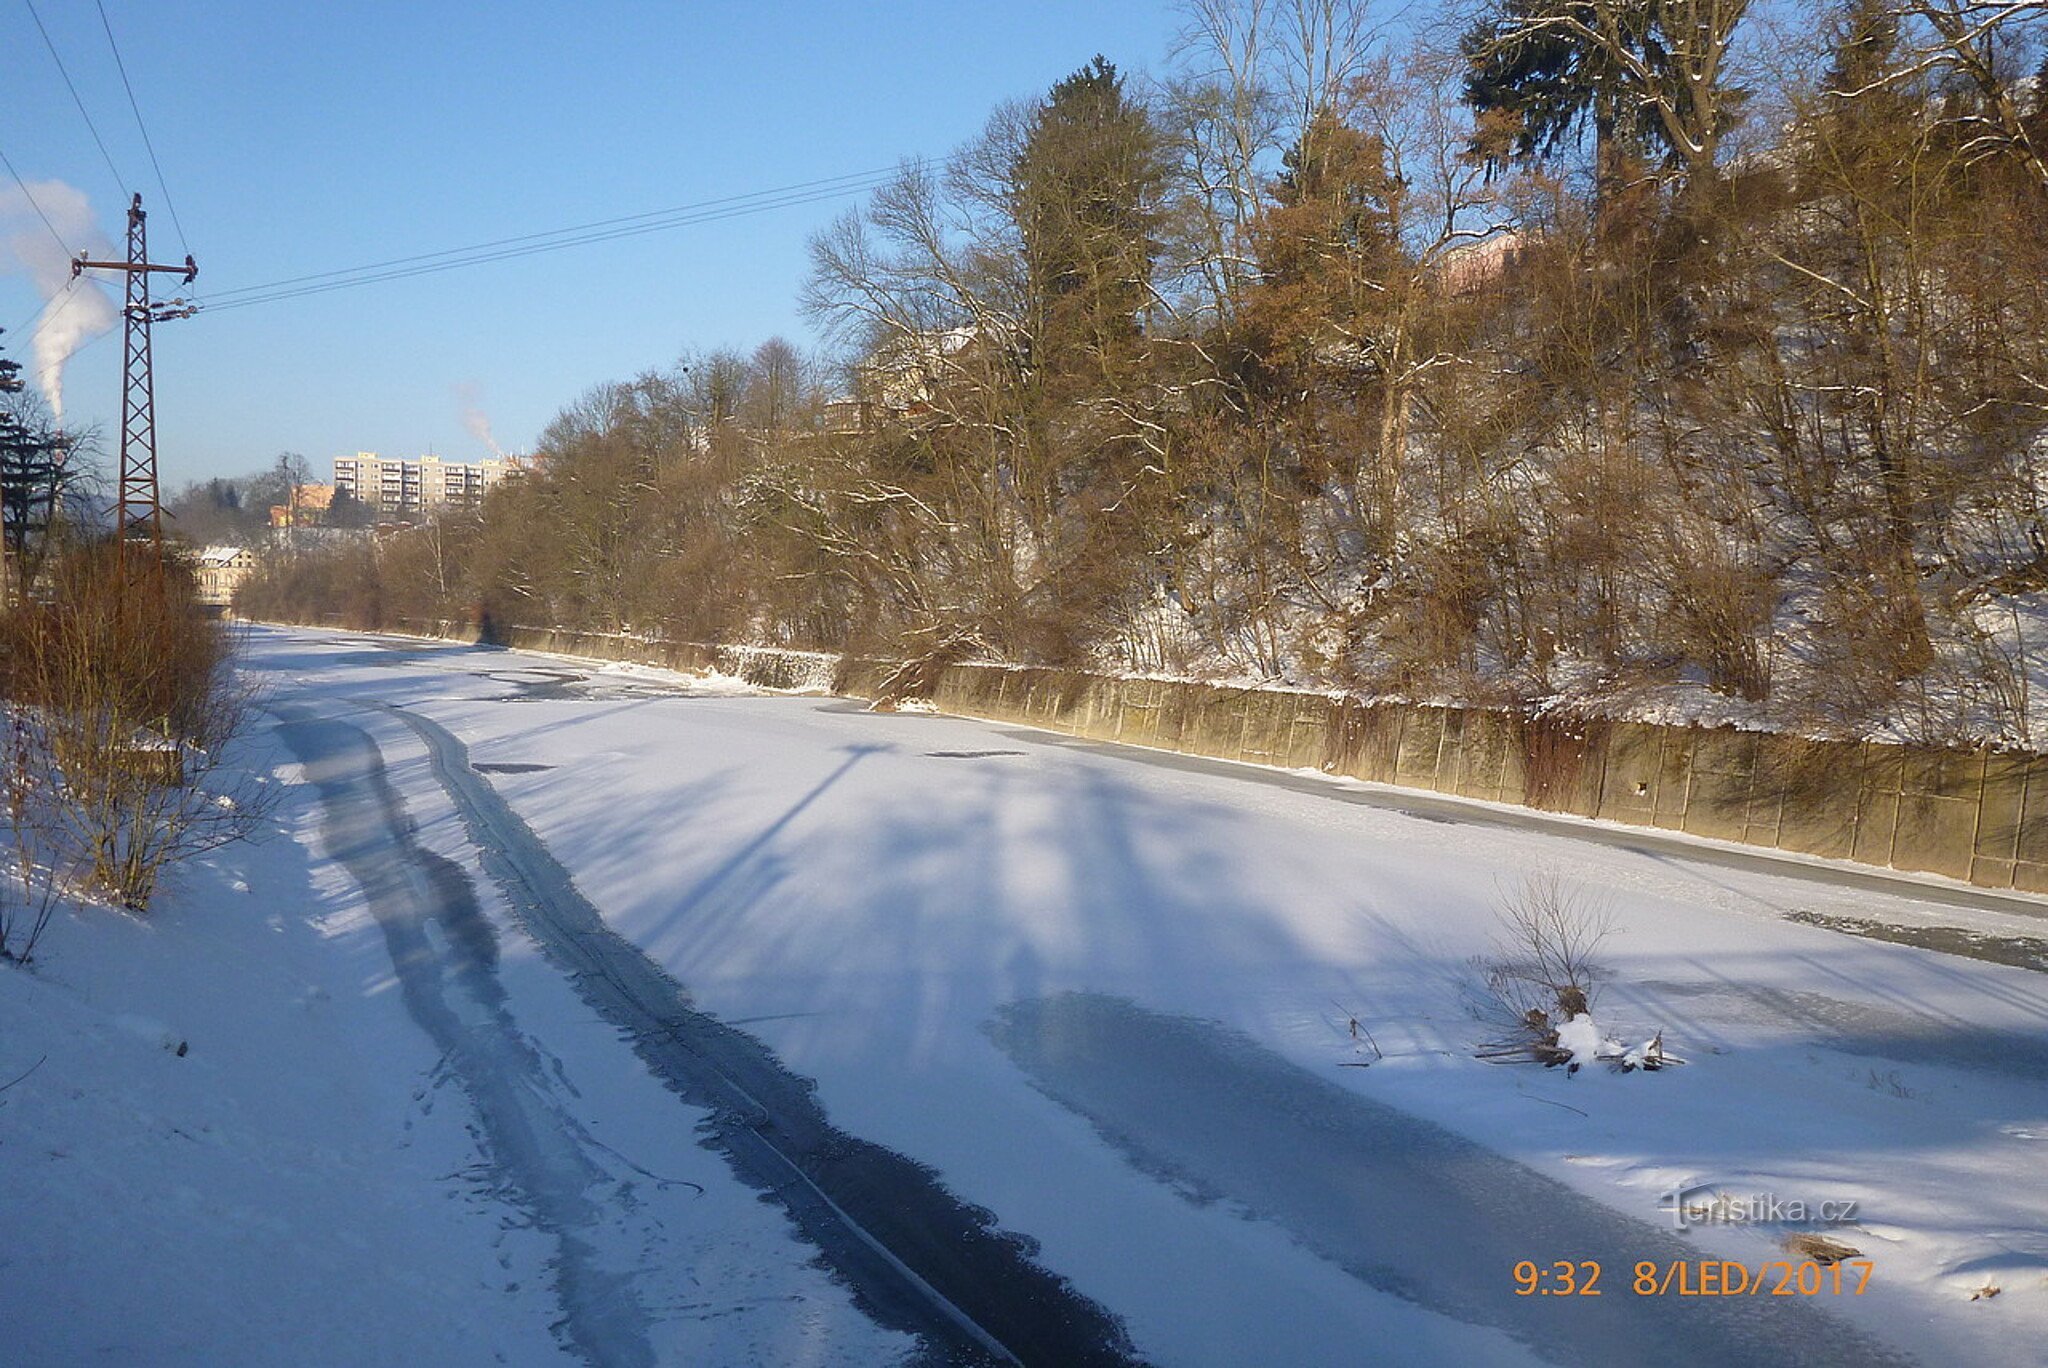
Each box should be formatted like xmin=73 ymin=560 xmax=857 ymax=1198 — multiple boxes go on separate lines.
xmin=0 ymin=179 xmax=118 ymax=423
xmin=455 ymin=380 xmax=505 ymax=458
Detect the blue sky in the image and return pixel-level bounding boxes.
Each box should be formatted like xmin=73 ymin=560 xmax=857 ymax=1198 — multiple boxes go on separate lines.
xmin=2 ymin=1 xmax=1185 ymax=488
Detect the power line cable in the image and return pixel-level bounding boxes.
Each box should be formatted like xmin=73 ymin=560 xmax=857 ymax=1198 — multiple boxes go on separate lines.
xmin=21 ymin=0 xmax=130 ymax=197
xmin=203 ymin=166 xmax=903 ymax=304
xmin=94 ymin=0 xmax=189 ymax=255
xmin=204 ymin=185 xmax=891 ymax=312
xmin=204 ymin=191 xmax=893 ymax=310
xmin=0 ymin=142 xmax=77 ymax=257
xmin=203 ymin=167 xmax=910 ymax=314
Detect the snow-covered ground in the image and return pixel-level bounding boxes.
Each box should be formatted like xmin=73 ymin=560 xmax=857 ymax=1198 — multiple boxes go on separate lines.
xmin=5 ymin=625 xmax=2047 ymax=1366
xmin=0 ymin=646 xmax=910 ymax=1367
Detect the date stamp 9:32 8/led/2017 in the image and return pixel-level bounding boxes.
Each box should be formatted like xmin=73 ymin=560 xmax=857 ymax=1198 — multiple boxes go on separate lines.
xmin=1512 ymin=1259 xmax=1874 ymax=1298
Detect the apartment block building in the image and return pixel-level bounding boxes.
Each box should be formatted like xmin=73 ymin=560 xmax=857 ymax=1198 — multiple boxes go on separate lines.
xmin=331 ymin=452 xmax=513 ymax=517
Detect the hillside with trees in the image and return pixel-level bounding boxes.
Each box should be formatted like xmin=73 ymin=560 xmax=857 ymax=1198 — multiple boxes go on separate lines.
xmin=239 ymin=0 xmax=2048 ymax=746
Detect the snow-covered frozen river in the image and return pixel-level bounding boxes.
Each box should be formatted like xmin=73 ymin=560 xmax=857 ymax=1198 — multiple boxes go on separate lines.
xmin=12 ymin=625 xmax=2044 ymax=1367
xmin=260 ymin=626 xmax=2048 ymax=1365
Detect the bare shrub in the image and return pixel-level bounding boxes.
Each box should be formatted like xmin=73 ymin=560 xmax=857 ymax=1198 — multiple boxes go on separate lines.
xmin=1652 ymin=529 xmax=1773 ymax=701
xmin=1357 ymin=538 xmax=1498 ymax=693
xmin=5 ymin=544 xmax=268 ymax=911
xmin=1787 ymin=571 xmax=1942 ymax=739
xmin=1473 ymin=869 xmax=1616 ymax=1065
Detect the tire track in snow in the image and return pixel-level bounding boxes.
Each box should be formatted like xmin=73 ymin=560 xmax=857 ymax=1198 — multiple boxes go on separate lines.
xmin=272 ymin=707 xmax=657 ymax=1368
xmin=379 ymin=703 xmax=1140 ymax=1368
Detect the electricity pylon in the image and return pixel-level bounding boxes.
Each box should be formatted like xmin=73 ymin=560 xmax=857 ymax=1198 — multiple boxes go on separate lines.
xmin=72 ymin=193 xmax=197 ymax=569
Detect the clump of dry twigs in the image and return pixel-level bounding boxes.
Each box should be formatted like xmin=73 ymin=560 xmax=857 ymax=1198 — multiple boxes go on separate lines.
xmin=1472 ymin=869 xmax=1615 ymax=1064
xmin=1470 ymin=869 xmax=1678 ymax=1072
xmin=1783 ymin=1233 xmax=1861 ymax=1265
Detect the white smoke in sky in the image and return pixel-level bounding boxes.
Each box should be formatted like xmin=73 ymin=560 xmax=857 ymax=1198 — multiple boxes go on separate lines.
xmin=455 ymin=380 xmax=506 ymax=458
xmin=0 ymin=178 xmax=118 ymax=423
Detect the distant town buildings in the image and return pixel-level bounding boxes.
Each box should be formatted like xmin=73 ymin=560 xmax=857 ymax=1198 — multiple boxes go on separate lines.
xmin=192 ymin=545 xmax=258 ymax=606
xmin=331 ymin=452 xmax=515 ymax=518
xmin=854 ymin=325 xmax=978 ymax=425
xmin=270 ymin=482 xmax=334 ymax=528
xmin=1434 ymin=230 xmax=1526 ymax=296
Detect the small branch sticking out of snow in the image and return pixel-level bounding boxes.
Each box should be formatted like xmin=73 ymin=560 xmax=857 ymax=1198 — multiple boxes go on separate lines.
xmin=0 ymin=1053 xmax=48 ymax=1096
xmin=1333 ymin=1001 xmax=1382 ymax=1066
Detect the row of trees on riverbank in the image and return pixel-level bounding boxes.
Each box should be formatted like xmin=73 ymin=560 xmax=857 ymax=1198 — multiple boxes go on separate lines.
xmin=241 ymin=0 xmax=2048 ymax=745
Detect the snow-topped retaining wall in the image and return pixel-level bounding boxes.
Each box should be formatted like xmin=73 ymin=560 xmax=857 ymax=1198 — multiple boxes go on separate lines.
xmin=865 ymin=661 xmax=2044 ymax=894
xmin=294 ymin=616 xmax=2048 ymax=896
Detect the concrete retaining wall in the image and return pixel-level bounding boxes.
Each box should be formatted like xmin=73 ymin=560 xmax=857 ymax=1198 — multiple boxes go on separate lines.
xmin=297 ymin=616 xmax=2048 ymax=896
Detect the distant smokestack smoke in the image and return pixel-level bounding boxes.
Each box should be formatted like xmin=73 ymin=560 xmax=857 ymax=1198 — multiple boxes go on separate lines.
xmin=463 ymin=406 xmax=505 ymax=458
xmin=454 ymin=381 xmax=505 ymax=458
xmin=33 ymin=286 xmax=118 ymax=424
xmin=0 ymin=179 xmax=118 ymax=423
